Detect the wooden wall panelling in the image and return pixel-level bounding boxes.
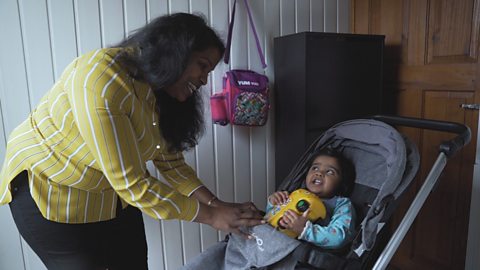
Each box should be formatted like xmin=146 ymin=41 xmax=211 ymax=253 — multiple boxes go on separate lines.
xmin=17 ymin=0 xmax=54 ymax=112
xmin=249 ymin=0 xmax=268 ymax=211
xmin=351 ymin=0 xmax=369 ymax=34
xmin=414 ymin=91 xmax=476 ymax=268
xmin=280 ymin=0 xmax=295 ymax=35
xmin=145 ymin=2 xmax=180 ymax=268
xmin=124 ymin=0 xmax=147 ymax=35
xmin=264 ymin=0 xmax=281 ymax=226
xmin=369 ymin=0 xmax=404 ymax=97
xmin=192 ymin=0 xmax=220 ymax=259
xmin=369 ymin=0 xmax=403 ymax=44
xmin=169 ymin=0 xmax=188 ymax=13
xmin=74 ymin=0 xmax=101 ymax=55
xmin=148 ymin=0 xmax=168 ymax=20
xmin=141 ymin=2 xmax=169 ymax=269
xmin=211 ymin=0 xmax=235 ymax=243
xmin=0 ymin=0 xmax=351 ymax=269
xmin=229 ymin=0 xmax=251 ymax=209
xmin=99 ymin=0 xmax=124 ymax=49
xmin=0 ymin=47 xmax=25 ymax=269
xmin=338 ymin=0 xmax=351 ymax=33
xmin=192 ymin=0 xmax=218 ymax=263
xmin=427 ymin=0 xmax=479 ymax=64
xmin=471 ymin=0 xmax=480 ymax=58
xmin=296 ymin=0 xmax=310 ymax=32
xmin=324 ymin=0 xmax=338 ymax=32
xmin=352 ymin=0 xmax=479 ymax=269
xmin=48 ymin=0 xmax=78 ymax=79
xmin=404 ymin=0 xmax=427 ymax=66
xmin=398 ymin=64 xmax=476 ymax=90
xmin=453 ymin=93 xmax=478 ymax=269
xmin=12 ymin=0 xmax=54 ymax=268
xmin=389 ymin=88 xmax=423 ymax=268
xmin=465 ymin=15 xmax=480 ymax=267
xmin=311 ymin=0 xmax=325 ymax=31
xmin=162 ymin=1 xmax=191 ymax=267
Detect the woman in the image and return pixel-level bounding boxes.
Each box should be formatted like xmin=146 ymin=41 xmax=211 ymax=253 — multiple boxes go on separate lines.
xmin=0 ymin=13 xmax=264 ymax=270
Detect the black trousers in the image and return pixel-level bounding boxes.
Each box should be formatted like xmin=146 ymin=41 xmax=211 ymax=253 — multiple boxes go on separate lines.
xmin=8 ymin=171 xmax=148 ymax=270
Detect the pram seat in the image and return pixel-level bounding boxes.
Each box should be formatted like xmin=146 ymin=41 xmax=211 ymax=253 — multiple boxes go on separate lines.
xmin=278 ymin=118 xmax=420 ymax=269
xmin=281 ymin=116 xmax=470 ymax=270
xmin=181 ymin=116 xmax=470 ymax=270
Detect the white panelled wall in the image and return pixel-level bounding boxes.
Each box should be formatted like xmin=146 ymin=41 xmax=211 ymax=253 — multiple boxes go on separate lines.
xmin=0 ymin=0 xmax=349 ymax=269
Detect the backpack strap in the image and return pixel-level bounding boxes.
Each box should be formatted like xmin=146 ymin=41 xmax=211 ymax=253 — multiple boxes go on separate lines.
xmin=224 ymin=0 xmax=267 ymax=68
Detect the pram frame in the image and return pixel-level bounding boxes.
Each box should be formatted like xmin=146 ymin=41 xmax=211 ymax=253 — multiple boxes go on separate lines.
xmin=370 ymin=115 xmax=471 ymax=270
xmin=181 ymin=115 xmax=471 ymax=270
xmin=286 ymin=115 xmax=471 ymax=270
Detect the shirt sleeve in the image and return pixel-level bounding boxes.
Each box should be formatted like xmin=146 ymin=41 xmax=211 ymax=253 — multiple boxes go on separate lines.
xmin=153 ymin=151 xmax=204 ymax=197
xmin=265 ymin=200 xmax=274 ymax=213
xmin=68 ymin=50 xmax=199 ymax=222
xmin=298 ymin=197 xmax=356 ymax=249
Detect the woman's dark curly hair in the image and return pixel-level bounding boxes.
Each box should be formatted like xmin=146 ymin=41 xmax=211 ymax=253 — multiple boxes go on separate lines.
xmin=305 ymin=147 xmax=356 ymax=197
xmin=114 ymin=13 xmax=225 ymax=152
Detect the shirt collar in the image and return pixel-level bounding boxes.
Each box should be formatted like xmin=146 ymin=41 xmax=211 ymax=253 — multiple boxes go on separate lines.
xmin=131 ymin=79 xmax=156 ymax=107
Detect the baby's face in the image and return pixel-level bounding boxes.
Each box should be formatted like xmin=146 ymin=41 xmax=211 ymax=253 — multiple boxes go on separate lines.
xmin=305 ymin=155 xmax=342 ymax=198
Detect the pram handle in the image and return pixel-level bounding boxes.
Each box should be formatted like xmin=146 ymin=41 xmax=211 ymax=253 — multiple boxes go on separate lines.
xmin=371 ymin=115 xmax=471 ymax=158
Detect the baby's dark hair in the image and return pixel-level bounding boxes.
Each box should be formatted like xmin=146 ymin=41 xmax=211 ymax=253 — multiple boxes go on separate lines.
xmin=306 ymin=147 xmax=355 ymax=197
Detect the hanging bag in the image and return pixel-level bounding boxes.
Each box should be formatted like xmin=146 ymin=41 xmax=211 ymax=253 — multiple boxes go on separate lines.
xmin=210 ymin=0 xmax=270 ymax=126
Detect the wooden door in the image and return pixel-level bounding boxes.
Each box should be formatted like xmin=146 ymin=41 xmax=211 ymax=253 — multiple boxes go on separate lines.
xmin=351 ymin=0 xmax=479 ymax=269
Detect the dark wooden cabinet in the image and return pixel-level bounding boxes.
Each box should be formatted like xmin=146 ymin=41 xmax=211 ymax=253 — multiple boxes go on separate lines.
xmin=274 ymin=32 xmax=385 ymax=186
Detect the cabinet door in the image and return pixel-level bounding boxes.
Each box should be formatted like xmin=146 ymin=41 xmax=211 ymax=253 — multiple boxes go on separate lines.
xmin=352 ymin=0 xmax=479 ymax=269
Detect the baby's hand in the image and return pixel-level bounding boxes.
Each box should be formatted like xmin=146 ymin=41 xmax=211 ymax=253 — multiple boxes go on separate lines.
xmin=268 ymin=191 xmax=289 ymax=205
xmin=279 ymin=209 xmax=309 ymax=234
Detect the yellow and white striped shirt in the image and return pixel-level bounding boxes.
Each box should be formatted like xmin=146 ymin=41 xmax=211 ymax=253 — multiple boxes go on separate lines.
xmin=0 ymin=48 xmax=203 ymax=223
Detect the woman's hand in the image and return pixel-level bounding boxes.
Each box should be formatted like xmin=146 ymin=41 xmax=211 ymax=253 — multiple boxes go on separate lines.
xmin=191 ymin=186 xmax=260 ymax=213
xmin=194 ymin=201 xmax=265 ymax=238
xmin=268 ymin=191 xmax=289 ymax=205
xmin=211 ymin=199 xmax=259 ymax=212
xmin=279 ymin=209 xmax=309 ymax=235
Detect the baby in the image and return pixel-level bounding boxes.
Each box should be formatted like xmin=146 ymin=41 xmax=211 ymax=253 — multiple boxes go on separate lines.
xmin=266 ymin=148 xmax=356 ymax=249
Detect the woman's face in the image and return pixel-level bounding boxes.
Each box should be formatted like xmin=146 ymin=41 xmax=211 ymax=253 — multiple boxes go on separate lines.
xmin=164 ymin=47 xmax=222 ymax=102
xmin=305 ymin=155 xmax=342 ymax=198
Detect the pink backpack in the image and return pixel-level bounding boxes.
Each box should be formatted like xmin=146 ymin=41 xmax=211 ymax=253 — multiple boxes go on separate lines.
xmin=210 ymin=0 xmax=269 ymax=126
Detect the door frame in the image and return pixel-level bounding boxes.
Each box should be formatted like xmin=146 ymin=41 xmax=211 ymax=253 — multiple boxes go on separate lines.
xmin=466 ymin=112 xmax=480 ymax=269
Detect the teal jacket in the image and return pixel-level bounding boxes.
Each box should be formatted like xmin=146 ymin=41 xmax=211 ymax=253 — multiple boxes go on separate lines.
xmin=266 ymin=196 xmax=356 ymax=249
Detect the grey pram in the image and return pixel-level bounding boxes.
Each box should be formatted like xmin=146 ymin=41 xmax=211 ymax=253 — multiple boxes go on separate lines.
xmin=182 ymin=115 xmax=470 ymax=270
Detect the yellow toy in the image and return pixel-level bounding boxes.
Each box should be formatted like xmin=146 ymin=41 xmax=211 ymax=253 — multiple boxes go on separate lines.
xmin=265 ymin=189 xmax=327 ymax=238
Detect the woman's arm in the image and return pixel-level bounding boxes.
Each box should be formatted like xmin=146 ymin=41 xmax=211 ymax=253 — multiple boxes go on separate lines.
xmin=191 ymin=185 xmax=217 ymax=205
xmin=69 ymin=49 xmax=264 ymax=235
xmin=193 ymin=200 xmax=264 ymax=237
xmin=69 ymin=50 xmax=200 ymax=221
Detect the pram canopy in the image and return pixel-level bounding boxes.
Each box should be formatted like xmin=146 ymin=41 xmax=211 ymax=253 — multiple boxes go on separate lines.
xmin=182 ymin=116 xmax=469 ymax=270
